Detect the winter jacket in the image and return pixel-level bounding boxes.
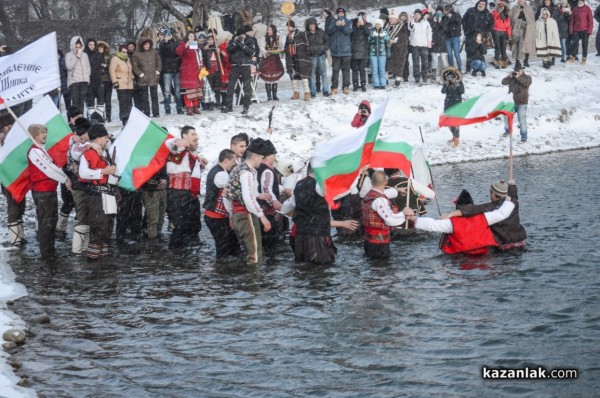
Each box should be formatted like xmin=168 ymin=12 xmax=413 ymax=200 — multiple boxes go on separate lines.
xmin=109 ymin=52 xmax=134 ymax=90
xmin=84 ymin=39 xmax=103 ymax=85
xmin=65 ymin=36 xmax=91 ymax=86
xmin=132 ymin=41 xmax=162 ymax=86
xmin=502 ymin=73 xmax=532 ymax=105
xmin=351 ymin=23 xmax=371 ymax=60
xmin=429 ymin=16 xmax=446 ymax=53
xmin=470 ymin=41 xmax=488 ymax=61
xmin=58 ymin=52 xmax=69 ymax=93
xmin=442 ymin=11 xmax=462 ymax=38
xmin=557 ymin=9 xmax=571 ymax=39
xmin=536 ymin=15 xmax=562 ymax=57
xmin=509 ymin=4 xmax=537 ymax=54
xmin=596 ymin=4 xmax=600 ymax=23
xmin=176 ymin=41 xmax=209 ymax=90
xmin=157 ymin=39 xmax=181 ymax=74
xmin=304 ymin=18 xmax=330 ymax=57
xmin=408 ymin=19 xmax=432 ymax=47
xmin=442 ymin=81 xmax=464 ymax=110
xmin=285 ymin=28 xmax=312 ymax=78
xmin=326 ymin=12 xmax=353 ymax=57
xmin=492 ymin=9 xmax=512 ymax=37
xmin=569 ymin=4 xmax=593 ymax=34
xmin=462 ymin=2 xmax=494 ymax=36
xmin=226 ymin=35 xmax=257 ymax=66
xmin=369 ymin=28 xmax=390 ymax=57
xmin=387 ymin=21 xmax=409 ymax=75
xmin=535 ymin=3 xmax=560 ymax=20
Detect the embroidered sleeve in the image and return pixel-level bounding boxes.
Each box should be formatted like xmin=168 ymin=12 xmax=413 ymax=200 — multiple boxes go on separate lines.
xmin=78 ymin=154 xmax=103 ymax=180
xmin=240 ymin=170 xmax=264 ymax=218
xmin=371 ymin=197 xmax=406 ymax=227
xmin=28 ymin=148 xmax=68 ymax=184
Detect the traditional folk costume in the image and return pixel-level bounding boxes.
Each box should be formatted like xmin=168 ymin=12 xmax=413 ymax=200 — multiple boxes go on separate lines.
xmin=203 ymin=164 xmax=241 ymax=258
xmin=78 ymin=125 xmax=117 ymax=260
xmin=260 ymin=27 xmax=285 ymax=101
xmin=257 ymin=140 xmax=286 ymax=248
xmin=27 ymin=127 xmax=69 ymax=257
xmin=165 ymin=138 xmax=201 ymax=249
xmin=361 ymin=188 xmax=407 ymax=259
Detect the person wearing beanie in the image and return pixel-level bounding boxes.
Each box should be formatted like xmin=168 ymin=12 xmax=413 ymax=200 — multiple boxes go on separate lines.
xmin=227 ymin=137 xmax=273 ymax=265
xmin=502 ymin=63 xmax=532 ymax=142
xmin=326 ymin=7 xmax=353 ymax=94
xmin=257 ymin=140 xmax=287 ymax=248
xmin=222 ymin=25 xmax=258 ymax=114
xmin=567 ymin=0 xmax=593 ymax=64
xmin=27 ymin=124 xmax=70 ymax=257
xmin=408 ymin=8 xmax=432 ymax=84
xmin=409 ymin=188 xmax=517 ymax=255
xmin=440 ymin=179 xmax=527 ymax=251
xmin=441 ymin=67 xmax=464 ymax=147
xmin=379 ymin=7 xmax=390 ymax=21
xmin=78 ymin=123 xmax=117 ymax=261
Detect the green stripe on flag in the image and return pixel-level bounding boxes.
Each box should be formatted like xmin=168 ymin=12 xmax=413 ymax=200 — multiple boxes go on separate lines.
xmin=373 ymin=140 xmax=413 ymax=160
xmin=119 ymin=121 xmax=168 ymax=190
xmin=0 ymin=140 xmax=30 ymax=186
xmin=44 ymin=114 xmax=71 ymax=149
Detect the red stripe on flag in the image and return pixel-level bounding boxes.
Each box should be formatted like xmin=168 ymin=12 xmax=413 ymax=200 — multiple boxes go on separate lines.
xmin=7 ymin=170 xmax=31 ymax=203
xmin=130 ymin=141 xmax=171 ymax=190
xmin=439 ymin=110 xmax=515 ymax=133
xmin=47 ymin=133 xmax=73 ymax=168
xmin=369 ymin=151 xmax=412 ymax=178
xmin=0 ymin=97 xmax=4 ymax=105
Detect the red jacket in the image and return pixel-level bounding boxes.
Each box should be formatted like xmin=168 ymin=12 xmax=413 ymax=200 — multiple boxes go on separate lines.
xmin=439 ymin=214 xmax=498 ymax=255
xmin=176 ymin=41 xmax=202 ymax=89
xmin=569 ymin=5 xmax=593 ymax=35
xmin=78 ymin=149 xmax=109 ymax=185
xmin=492 ymin=10 xmax=512 ymax=37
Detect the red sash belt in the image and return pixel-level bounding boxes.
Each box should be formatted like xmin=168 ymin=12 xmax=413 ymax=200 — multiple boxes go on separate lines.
xmin=232 ymin=201 xmax=249 ymax=214
xmin=364 ymin=227 xmax=390 ymax=244
xmin=205 ymin=210 xmax=228 ymax=219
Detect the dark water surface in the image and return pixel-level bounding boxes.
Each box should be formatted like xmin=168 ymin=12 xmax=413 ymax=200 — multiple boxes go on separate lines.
xmin=6 ymin=148 xmax=600 ymax=397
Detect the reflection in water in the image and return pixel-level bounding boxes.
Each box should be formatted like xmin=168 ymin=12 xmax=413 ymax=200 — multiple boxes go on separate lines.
xmin=5 ymin=148 xmax=600 ymax=397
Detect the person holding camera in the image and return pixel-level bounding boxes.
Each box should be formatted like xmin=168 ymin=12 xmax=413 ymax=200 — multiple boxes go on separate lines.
xmin=441 ymin=67 xmax=464 ymax=147
xmin=502 ymin=64 xmax=532 ymax=142
xmin=326 ymin=7 xmax=353 ymax=94
xmin=222 ymin=26 xmax=258 ymax=114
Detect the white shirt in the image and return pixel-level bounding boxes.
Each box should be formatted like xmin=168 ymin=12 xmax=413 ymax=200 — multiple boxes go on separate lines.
xmin=165 ymin=138 xmax=191 ymax=174
xmin=370 ymin=189 xmax=406 ymax=227
xmin=78 ymin=150 xmax=104 ymax=180
xmin=240 ymin=169 xmax=264 ymax=218
xmin=415 ymin=200 xmax=516 ymax=233
xmin=28 ymin=146 xmax=68 ymax=184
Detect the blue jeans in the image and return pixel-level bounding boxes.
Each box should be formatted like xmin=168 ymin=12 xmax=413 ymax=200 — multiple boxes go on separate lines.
xmin=446 ymin=37 xmax=462 ymax=71
xmin=504 ymin=104 xmax=527 ymax=141
xmin=310 ymin=54 xmax=330 ymax=96
xmin=370 ymin=55 xmax=387 ymax=87
xmin=162 ymin=72 xmax=182 ymax=112
xmin=560 ymin=38 xmax=567 ymax=60
xmin=470 ymin=59 xmax=487 ymax=72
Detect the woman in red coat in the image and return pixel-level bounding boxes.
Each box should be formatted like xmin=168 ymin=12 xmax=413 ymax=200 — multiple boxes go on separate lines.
xmin=176 ymin=31 xmax=207 ymax=115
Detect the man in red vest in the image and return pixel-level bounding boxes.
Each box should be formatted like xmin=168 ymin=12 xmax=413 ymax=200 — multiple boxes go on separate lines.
xmin=362 ymin=170 xmax=414 ymax=259
xmin=407 ymin=190 xmax=515 ymax=255
xmin=27 ymin=124 xmax=71 ymax=257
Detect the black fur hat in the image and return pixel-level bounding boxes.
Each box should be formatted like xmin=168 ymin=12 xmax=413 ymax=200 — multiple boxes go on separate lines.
xmin=247 ymin=138 xmax=271 ymax=156
xmin=73 ymin=117 xmax=91 ymax=136
xmin=455 ymin=189 xmax=474 ymax=208
xmin=88 ymin=124 xmax=109 ymax=140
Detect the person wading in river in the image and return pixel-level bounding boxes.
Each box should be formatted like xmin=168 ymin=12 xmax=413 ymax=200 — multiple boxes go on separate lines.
xmin=362 ymin=170 xmax=414 ymax=259
xmin=27 ymin=124 xmax=71 ymax=257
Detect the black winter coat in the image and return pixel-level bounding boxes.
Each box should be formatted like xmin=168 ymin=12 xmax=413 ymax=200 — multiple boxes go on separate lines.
xmin=85 ymin=49 xmax=103 ymax=84
xmin=227 ymin=36 xmax=257 ymax=66
xmin=442 ymin=81 xmax=464 ymax=110
xmin=469 ymin=41 xmax=487 ymax=61
xmin=157 ymin=39 xmax=181 ymax=73
xmin=285 ymin=29 xmax=312 ymax=78
xmin=462 ymin=6 xmax=494 ymax=36
xmin=304 ymin=18 xmax=329 ymax=57
xmin=430 ymin=17 xmax=446 ymax=53
xmin=557 ymin=10 xmax=571 ymax=39
xmin=442 ymin=12 xmax=463 ymax=38
xmin=351 ymin=24 xmax=371 ymax=60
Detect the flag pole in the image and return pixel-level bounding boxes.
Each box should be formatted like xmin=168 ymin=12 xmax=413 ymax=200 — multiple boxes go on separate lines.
xmin=405 ymin=175 xmax=411 ymax=229
xmin=508 ymin=118 xmax=514 ymax=180
xmin=419 ymin=127 xmax=442 ymax=216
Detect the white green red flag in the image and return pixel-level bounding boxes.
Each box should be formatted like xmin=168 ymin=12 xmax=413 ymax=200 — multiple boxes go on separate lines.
xmin=311 ymin=98 xmax=388 ymax=208
xmin=439 ymin=90 xmax=515 ymax=132
xmin=0 ymin=95 xmax=72 ymax=202
xmin=113 ymin=107 xmax=172 ymax=191
xmin=0 ymin=32 xmax=60 ymax=109
xmin=369 ymin=132 xmax=413 ymax=178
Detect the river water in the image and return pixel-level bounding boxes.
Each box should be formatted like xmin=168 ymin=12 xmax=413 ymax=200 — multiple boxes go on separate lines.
xmin=4 ymin=148 xmax=600 ymax=397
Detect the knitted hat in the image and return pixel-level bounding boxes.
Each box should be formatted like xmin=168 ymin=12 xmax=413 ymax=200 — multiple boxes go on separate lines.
xmin=28 ymin=124 xmax=46 ymax=137
xmin=374 ymin=19 xmax=385 ymax=27
xmin=491 ymin=180 xmax=509 ymax=197
xmin=88 ymin=124 xmax=109 ymax=141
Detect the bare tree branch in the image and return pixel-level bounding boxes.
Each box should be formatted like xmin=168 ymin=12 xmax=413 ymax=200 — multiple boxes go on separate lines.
xmin=151 ymin=0 xmax=190 ymax=24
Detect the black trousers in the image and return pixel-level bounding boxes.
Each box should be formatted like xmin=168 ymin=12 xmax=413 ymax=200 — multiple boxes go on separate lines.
xmin=207 ymin=71 xmax=223 ymax=105
xmin=168 ymin=189 xmax=200 ymax=249
xmin=60 ymin=183 xmax=75 ymax=215
xmin=331 ymin=56 xmax=351 ymax=89
xmin=2 ymin=185 xmax=26 ymax=223
xmin=403 ymin=48 xmax=411 ymax=80
xmin=85 ymin=79 xmax=105 ymax=108
xmin=226 ymin=65 xmax=252 ymax=107
xmin=32 ymin=191 xmax=58 ymax=256
xmin=351 ymin=59 xmax=367 ymax=86
xmin=117 ymin=89 xmax=133 ymax=124
xmin=493 ymin=31 xmax=508 ymax=61
xmin=137 ymin=85 xmax=160 ymax=116
xmin=412 ymin=46 xmax=429 ymax=81
xmin=116 ymin=189 xmax=143 ymax=241
xmin=570 ymin=31 xmax=589 ymax=58
xmin=204 ymin=215 xmax=242 ymax=258
xmin=87 ymin=192 xmax=114 ymax=259
xmin=69 ymin=82 xmax=88 ymax=112
xmin=102 ymin=81 xmax=113 ymax=120
xmin=364 ymin=240 xmax=391 ymax=259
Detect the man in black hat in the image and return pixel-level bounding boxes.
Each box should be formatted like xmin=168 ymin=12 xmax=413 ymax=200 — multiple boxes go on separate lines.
xmin=78 ymin=124 xmax=118 ymax=260
xmin=227 ymin=138 xmax=273 ymax=265
xmin=501 ymin=63 xmax=532 ymax=142
xmin=257 ymin=139 xmax=286 ymax=248
xmin=222 ymin=25 xmax=258 ymax=115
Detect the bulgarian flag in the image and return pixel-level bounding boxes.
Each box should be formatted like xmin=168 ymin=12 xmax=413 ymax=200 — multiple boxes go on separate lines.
xmin=0 ymin=96 xmax=72 ymax=202
xmin=311 ymin=98 xmax=388 ymax=208
xmin=113 ymin=107 xmax=171 ymax=191
xmin=369 ymin=131 xmax=413 ymax=178
xmin=439 ymin=90 xmax=515 ymax=132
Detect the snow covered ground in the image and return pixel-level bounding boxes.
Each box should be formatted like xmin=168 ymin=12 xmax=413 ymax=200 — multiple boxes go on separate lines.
xmin=2 ymin=5 xmax=600 ymax=395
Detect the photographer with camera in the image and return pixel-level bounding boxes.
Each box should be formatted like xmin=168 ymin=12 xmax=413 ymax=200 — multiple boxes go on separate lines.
xmin=441 ymin=67 xmax=465 ymax=148
xmin=222 ymin=26 xmax=258 ymax=115
xmin=501 ymin=63 xmax=532 ymax=143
